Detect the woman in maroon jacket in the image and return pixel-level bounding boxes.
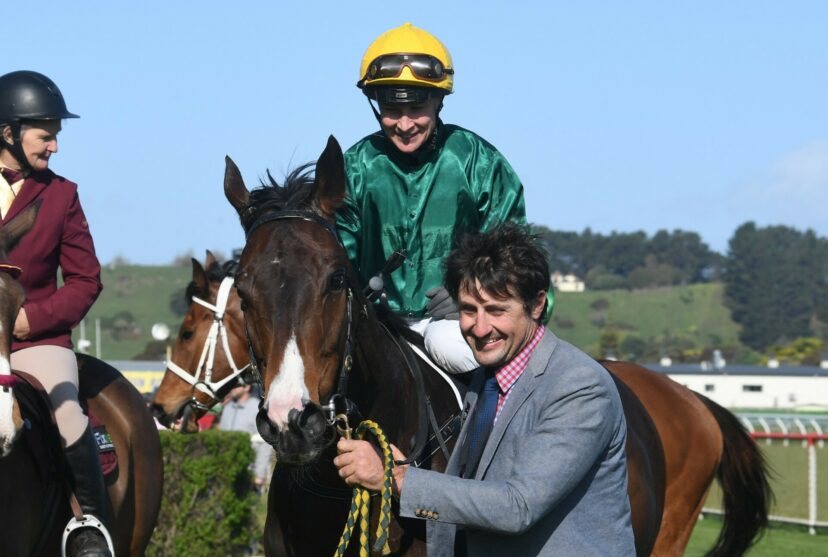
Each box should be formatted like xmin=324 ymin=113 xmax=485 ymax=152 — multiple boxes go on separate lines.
xmin=0 ymin=71 xmax=110 ymax=557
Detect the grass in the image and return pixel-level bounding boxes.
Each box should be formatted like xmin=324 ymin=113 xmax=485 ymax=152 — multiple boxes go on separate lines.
xmin=687 ymin=517 xmax=827 ymax=556
xmin=549 ymin=283 xmax=743 ymax=357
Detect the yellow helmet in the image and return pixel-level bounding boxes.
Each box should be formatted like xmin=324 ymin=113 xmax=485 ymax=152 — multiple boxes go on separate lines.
xmin=358 ymin=23 xmax=454 ymax=98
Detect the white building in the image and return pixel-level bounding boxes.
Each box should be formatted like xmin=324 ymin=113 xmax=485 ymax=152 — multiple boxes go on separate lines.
xmin=551 ymin=271 xmax=585 ymax=293
xmin=649 ymin=363 xmax=828 ymax=410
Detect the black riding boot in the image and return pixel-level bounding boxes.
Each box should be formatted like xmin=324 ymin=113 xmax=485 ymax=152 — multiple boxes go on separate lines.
xmin=63 ymin=425 xmax=113 ymax=557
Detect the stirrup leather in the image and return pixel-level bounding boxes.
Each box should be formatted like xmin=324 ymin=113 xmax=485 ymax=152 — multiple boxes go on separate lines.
xmin=61 ymin=514 xmax=115 ymax=557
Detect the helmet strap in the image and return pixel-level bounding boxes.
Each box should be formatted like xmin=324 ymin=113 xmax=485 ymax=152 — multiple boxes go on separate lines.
xmin=367 ymin=97 xmax=383 ymax=127
xmin=0 ymin=122 xmax=33 ymax=174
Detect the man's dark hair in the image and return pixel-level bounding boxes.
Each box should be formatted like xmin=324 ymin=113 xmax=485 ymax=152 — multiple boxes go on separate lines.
xmin=444 ymin=223 xmax=550 ymax=317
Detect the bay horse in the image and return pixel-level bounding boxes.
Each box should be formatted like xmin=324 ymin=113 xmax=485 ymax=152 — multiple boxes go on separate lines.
xmin=150 ymin=252 xmax=251 ymax=433
xmin=0 ymin=203 xmax=163 ymax=556
xmin=223 ymin=137 xmax=667 ymax=556
xmin=604 ymin=360 xmax=771 ymax=556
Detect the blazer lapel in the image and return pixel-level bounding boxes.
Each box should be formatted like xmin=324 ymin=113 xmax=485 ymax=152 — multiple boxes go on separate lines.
xmin=474 ymin=332 xmax=558 ymax=479
xmin=3 ymin=174 xmax=48 ymax=224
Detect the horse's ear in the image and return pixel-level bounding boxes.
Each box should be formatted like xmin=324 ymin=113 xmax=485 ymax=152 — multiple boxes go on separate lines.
xmin=204 ymin=249 xmax=218 ymax=270
xmin=314 ymin=135 xmax=346 ymax=219
xmin=0 ymin=199 xmax=40 ymax=258
xmin=191 ymin=257 xmax=208 ymax=295
xmin=224 ymin=156 xmax=250 ymax=215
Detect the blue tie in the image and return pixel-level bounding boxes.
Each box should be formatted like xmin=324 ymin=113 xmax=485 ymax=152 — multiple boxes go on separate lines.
xmin=463 ymin=371 xmax=499 ymax=478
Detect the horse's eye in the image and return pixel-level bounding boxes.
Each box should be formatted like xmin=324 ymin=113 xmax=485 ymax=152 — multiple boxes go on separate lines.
xmin=329 ymin=269 xmax=346 ymax=292
xmin=181 ymin=330 xmax=193 ymax=341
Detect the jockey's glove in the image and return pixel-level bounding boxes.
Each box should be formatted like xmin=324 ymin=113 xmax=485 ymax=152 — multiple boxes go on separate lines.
xmin=425 ymin=286 xmax=460 ymax=321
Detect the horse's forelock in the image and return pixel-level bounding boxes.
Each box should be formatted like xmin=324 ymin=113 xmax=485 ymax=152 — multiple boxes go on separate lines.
xmin=184 ymin=260 xmax=237 ymax=304
xmin=241 ymin=163 xmax=317 ymax=232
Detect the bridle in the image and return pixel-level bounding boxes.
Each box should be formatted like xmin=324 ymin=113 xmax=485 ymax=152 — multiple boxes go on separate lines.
xmin=165 ymin=276 xmax=252 ymax=412
xmin=242 ymin=209 xmax=357 ymax=429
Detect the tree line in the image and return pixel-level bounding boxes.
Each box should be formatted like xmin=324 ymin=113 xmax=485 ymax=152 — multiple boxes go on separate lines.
xmin=533 ymin=223 xmax=828 ymax=357
xmin=532 ymin=225 xmax=722 ymax=289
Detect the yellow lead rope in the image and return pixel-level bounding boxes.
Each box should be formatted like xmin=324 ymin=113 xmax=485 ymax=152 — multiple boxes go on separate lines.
xmin=335 ymin=419 xmax=394 ymax=557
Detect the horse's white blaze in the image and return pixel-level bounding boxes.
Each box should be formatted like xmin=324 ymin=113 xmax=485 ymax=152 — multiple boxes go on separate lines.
xmin=265 ymin=332 xmax=309 ymax=429
xmin=0 ymin=321 xmax=16 ymax=456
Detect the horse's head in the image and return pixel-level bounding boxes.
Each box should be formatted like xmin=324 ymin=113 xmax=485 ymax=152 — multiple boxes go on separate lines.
xmin=225 ymin=136 xmax=352 ymax=465
xmin=0 ymin=201 xmax=40 ymax=456
xmin=150 ymin=252 xmax=249 ymax=432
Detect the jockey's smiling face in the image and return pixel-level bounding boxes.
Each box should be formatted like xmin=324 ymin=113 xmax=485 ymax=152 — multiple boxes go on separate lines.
xmin=378 ymin=96 xmax=441 ymax=154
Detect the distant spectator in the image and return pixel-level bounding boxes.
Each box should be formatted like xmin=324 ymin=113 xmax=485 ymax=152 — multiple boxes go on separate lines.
xmin=219 ymin=384 xmax=274 ymax=488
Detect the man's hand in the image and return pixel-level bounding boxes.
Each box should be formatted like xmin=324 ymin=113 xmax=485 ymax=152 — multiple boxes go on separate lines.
xmin=13 ymin=307 xmax=29 ymax=340
xmin=335 ymin=438 xmax=408 ymax=495
xmin=425 ymin=286 xmax=459 ymax=321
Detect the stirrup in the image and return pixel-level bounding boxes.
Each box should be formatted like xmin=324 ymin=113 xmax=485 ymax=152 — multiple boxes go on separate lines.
xmin=61 ymin=514 xmax=115 ymax=557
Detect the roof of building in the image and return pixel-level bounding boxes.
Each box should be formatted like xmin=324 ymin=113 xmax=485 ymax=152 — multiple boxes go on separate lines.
xmin=647 ymin=362 xmax=828 ymax=377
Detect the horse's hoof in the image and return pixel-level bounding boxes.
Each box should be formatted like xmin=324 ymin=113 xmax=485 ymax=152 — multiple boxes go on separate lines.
xmin=67 ymin=529 xmax=113 ymax=557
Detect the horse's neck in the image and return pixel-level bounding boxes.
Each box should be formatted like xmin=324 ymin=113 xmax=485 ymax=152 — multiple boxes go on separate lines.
xmin=352 ymin=318 xmax=419 ymax=440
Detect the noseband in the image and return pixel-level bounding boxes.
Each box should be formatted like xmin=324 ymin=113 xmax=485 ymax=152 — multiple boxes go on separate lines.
xmin=242 ymin=209 xmax=357 ymax=429
xmin=166 ymin=276 xmax=253 ymax=411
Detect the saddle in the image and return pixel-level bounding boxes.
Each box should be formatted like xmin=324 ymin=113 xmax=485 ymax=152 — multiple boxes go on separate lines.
xmin=12 ymin=370 xmax=119 ymax=482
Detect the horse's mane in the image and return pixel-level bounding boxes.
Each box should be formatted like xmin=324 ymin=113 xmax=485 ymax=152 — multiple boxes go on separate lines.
xmin=238 ymin=163 xmax=316 ymax=232
xmin=185 ymin=259 xmax=238 ymax=303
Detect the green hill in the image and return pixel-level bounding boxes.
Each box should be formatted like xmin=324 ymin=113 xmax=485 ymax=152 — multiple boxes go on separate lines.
xmin=72 ymin=264 xmax=191 ymax=360
xmin=548 ymin=283 xmax=747 ymax=361
xmin=73 ymin=265 xmax=746 ymax=362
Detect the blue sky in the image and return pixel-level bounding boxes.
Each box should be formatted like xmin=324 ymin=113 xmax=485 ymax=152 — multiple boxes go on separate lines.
xmin=6 ymin=1 xmax=827 ymax=264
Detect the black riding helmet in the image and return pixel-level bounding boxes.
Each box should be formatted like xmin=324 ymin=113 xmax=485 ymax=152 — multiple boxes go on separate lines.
xmin=0 ymin=70 xmax=78 ymax=173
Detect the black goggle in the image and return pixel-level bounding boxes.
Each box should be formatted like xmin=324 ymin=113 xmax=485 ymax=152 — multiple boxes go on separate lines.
xmin=365 ymin=54 xmax=453 ymax=82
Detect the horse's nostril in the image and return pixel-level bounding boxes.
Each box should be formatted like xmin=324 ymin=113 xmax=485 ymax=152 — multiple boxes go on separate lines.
xmin=304 ymin=408 xmax=327 ymax=438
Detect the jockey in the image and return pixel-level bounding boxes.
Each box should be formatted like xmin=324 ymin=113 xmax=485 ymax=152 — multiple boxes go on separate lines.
xmin=336 ymin=23 xmax=553 ymax=373
xmin=0 ymin=71 xmax=111 ymax=557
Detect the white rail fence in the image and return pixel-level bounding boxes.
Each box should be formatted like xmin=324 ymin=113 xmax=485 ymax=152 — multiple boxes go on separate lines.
xmin=701 ymin=414 xmax=828 ymax=535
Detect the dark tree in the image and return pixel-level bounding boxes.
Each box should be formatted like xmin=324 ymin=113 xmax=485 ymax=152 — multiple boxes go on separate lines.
xmin=724 ymin=223 xmax=828 ymax=350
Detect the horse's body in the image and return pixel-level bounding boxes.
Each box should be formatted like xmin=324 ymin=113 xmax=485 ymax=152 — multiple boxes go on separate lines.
xmin=78 ymin=354 xmax=165 ymax=556
xmin=605 ymin=361 xmax=770 ymax=556
xmin=0 ymin=203 xmax=162 ymax=556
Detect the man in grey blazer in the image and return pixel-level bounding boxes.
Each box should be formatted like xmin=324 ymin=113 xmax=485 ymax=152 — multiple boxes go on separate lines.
xmin=335 ymin=224 xmax=635 ymax=556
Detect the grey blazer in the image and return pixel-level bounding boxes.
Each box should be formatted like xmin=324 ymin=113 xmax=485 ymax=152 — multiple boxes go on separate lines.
xmin=399 ymin=331 xmax=635 ymax=556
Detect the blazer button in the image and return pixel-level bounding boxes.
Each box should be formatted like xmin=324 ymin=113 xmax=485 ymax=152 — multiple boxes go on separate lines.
xmin=433 ymin=512 xmax=439 ymax=520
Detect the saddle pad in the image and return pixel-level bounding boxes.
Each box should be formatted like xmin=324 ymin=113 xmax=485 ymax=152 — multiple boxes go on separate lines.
xmin=87 ymin=410 xmax=118 ymax=477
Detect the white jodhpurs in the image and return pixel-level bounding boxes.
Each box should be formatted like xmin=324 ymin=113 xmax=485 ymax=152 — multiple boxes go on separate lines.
xmin=408 ymin=317 xmax=478 ymax=374
xmin=11 ymin=345 xmax=88 ymax=446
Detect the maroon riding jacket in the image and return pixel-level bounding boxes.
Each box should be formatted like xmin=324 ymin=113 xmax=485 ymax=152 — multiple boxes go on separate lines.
xmin=3 ymin=169 xmax=102 ymax=352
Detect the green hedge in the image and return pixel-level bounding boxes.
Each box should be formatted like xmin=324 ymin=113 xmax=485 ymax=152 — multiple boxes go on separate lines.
xmin=147 ymin=430 xmax=257 ymax=557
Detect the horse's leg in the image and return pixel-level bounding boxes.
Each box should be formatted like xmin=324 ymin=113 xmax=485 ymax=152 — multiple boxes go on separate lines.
xmin=79 ymin=354 xmax=163 ymax=557
xmin=607 ymin=362 xmax=723 ymax=556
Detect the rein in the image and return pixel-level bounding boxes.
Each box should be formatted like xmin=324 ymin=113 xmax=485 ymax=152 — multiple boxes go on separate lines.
xmin=165 ymin=276 xmax=253 ymax=411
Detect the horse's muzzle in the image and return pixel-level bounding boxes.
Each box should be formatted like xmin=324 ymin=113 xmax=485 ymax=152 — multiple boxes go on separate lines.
xmin=257 ymin=402 xmax=332 ymax=465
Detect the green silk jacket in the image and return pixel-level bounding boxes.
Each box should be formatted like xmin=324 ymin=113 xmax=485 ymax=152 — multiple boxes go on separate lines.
xmin=336 ymin=122 xmax=530 ymax=318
